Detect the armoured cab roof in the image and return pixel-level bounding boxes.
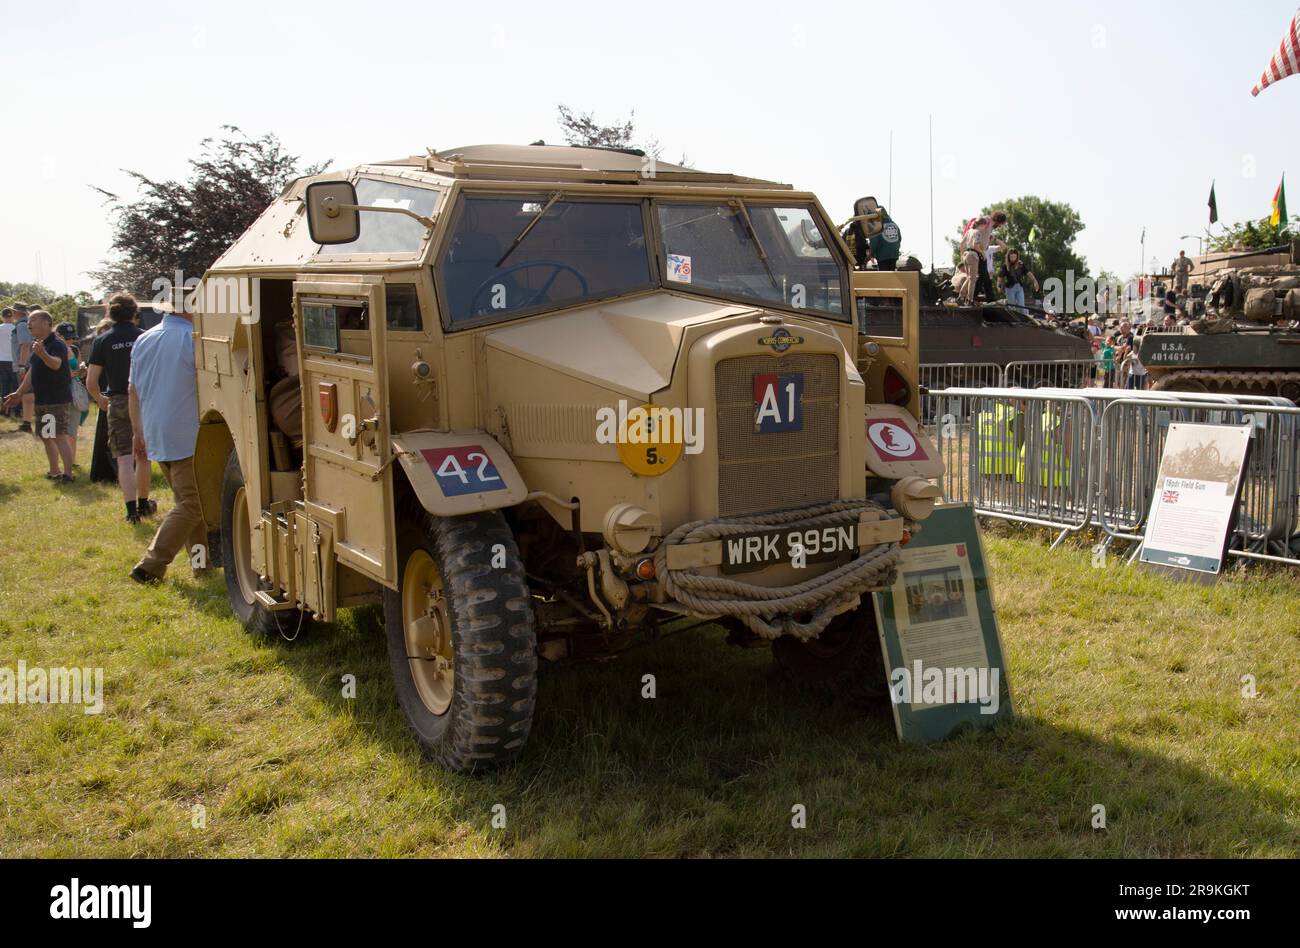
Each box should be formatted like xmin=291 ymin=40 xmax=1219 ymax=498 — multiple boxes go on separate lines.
xmin=210 ymin=143 xmax=795 ymax=274
xmin=377 ymin=143 xmax=792 ymax=188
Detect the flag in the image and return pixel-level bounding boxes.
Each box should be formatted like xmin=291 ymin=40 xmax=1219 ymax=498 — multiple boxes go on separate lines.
xmin=1027 ymin=225 xmax=1037 ymax=243
xmin=1270 ymin=174 xmax=1287 ymax=227
xmin=1208 ymin=181 xmax=1218 ymax=224
xmin=1251 ymin=7 xmax=1300 ymax=96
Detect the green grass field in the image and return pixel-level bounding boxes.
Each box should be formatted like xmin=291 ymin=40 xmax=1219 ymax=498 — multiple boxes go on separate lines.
xmin=1 ymin=412 xmax=1297 ymax=858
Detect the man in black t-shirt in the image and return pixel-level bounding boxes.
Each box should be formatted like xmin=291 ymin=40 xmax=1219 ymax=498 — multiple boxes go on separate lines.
xmin=2 ymin=310 xmax=76 ymax=481
xmin=87 ymin=293 xmax=153 ymax=522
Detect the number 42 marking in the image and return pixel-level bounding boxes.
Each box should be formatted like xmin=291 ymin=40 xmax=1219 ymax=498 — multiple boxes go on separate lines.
xmin=422 ymin=446 xmax=508 ymax=496
xmin=436 ymin=452 xmax=500 ymax=485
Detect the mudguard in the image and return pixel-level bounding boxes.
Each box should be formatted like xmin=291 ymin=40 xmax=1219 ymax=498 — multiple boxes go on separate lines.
xmin=392 ymin=431 xmax=529 ymax=516
xmin=863 ymin=406 xmax=944 ymax=480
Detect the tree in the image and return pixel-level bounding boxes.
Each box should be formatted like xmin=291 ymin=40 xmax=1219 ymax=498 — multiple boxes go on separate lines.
xmin=1208 ymin=215 xmax=1297 ymax=253
xmin=1 ymin=283 xmax=97 ymax=335
xmin=0 ymin=281 xmax=57 ymax=306
xmin=950 ymin=196 xmax=1089 ymax=289
xmin=548 ymin=105 xmax=688 ymax=166
xmin=89 ymin=126 xmax=326 ymax=296
xmin=2 ymin=283 xmax=99 ymax=329
xmin=555 ymin=105 xmax=640 ymax=152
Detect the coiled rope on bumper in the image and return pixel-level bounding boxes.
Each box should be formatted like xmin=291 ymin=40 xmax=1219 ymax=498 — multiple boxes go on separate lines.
xmin=653 ymin=499 xmax=901 ymax=642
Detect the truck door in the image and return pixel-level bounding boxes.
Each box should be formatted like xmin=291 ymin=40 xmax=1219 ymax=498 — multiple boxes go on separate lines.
xmin=852 ymin=270 xmax=922 ymax=419
xmin=293 ymin=275 xmax=397 ymax=588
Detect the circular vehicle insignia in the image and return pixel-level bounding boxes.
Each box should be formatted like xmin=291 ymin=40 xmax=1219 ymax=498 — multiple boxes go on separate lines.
xmin=617 ymin=404 xmax=685 ymax=477
xmin=868 ymin=421 xmax=918 ymax=458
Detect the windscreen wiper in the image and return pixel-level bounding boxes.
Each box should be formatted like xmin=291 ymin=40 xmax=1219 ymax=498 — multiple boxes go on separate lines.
xmin=496 ymin=192 xmax=563 ymax=268
xmin=731 ymin=199 xmax=783 ymax=296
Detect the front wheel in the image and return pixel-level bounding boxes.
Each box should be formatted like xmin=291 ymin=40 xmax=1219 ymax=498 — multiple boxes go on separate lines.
xmin=384 ymin=507 xmax=538 ymax=772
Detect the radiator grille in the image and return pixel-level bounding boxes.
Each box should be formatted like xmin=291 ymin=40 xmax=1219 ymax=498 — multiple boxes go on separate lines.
xmin=715 ymin=353 xmax=840 ymax=517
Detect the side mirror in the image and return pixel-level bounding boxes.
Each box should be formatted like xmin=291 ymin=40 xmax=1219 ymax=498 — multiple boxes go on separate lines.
xmin=799 ymin=219 xmax=827 ymax=251
xmin=305 ymin=180 xmax=360 ymax=245
xmin=854 ymin=196 xmax=881 ymax=217
xmin=840 ymin=196 xmax=884 ymax=239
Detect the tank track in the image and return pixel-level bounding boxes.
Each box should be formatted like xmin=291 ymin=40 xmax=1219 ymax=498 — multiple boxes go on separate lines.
xmin=1151 ymin=370 xmax=1300 ymax=405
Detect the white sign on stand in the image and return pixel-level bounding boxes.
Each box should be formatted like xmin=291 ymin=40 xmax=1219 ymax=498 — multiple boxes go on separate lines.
xmin=1140 ymin=423 xmax=1252 ymax=575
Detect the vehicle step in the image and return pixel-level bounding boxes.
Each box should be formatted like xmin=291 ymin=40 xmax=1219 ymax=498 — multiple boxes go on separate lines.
xmin=253 ymin=590 xmax=299 ymax=612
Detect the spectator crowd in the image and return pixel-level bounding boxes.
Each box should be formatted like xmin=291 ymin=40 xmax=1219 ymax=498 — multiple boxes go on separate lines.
xmin=3 ymin=292 xmax=205 ymax=585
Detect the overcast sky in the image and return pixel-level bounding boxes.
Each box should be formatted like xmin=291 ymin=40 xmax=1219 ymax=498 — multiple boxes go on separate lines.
xmin=2 ymin=0 xmax=1297 ymax=295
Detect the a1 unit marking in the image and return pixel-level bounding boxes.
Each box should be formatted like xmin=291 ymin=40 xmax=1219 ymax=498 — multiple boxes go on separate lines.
xmin=754 ymin=373 xmax=804 ymax=434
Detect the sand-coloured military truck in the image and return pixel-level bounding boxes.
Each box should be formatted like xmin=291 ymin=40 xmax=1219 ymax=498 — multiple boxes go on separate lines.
xmin=185 ymin=144 xmax=943 ymax=771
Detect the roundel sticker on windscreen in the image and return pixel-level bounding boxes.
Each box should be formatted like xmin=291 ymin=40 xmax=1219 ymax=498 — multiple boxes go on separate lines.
xmin=867 ymin=420 xmax=929 ymax=462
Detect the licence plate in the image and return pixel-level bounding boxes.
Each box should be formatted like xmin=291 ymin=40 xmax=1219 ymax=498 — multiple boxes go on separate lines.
xmin=721 ymin=523 xmax=858 ymax=574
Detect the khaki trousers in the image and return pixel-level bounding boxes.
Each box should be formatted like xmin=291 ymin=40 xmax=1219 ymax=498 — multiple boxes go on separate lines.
xmin=136 ymin=455 xmax=208 ymax=579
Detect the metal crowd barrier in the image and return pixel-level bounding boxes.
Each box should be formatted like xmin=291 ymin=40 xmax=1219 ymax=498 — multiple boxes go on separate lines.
xmin=918 ymin=362 xmax=1005 ymax=427
xmin=1002 ymin=359 xmax=1099 ymax=390
xmin=926 ymin=384 xmax=1300 ymax=567
xmin=1037 ymin=388 xmax=1290 ymax=540
xmin=920 ymin=362 xmax=1006 ymax=392
xmin=1097 ymin=398 xmax=1300 ymax=567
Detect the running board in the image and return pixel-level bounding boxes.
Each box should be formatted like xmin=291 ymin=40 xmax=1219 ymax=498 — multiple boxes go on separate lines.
xmin=253 ymin=590 xmax=298 ymax=612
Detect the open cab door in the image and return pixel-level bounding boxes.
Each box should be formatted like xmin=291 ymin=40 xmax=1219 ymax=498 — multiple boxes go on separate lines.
xmin=852 ymin=270 xmax=922 ymax=419
xmin=291 ymin=275 xmax=397 ymax=592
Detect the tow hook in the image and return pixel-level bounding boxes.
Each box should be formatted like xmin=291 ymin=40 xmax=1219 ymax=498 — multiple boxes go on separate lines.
xmin=577 ymin=551 xmax=620 ymax=630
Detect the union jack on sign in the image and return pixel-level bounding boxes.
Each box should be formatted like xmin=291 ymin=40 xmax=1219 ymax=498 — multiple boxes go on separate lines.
xmin=1162 ymin=490 xmax=1181 ymax=505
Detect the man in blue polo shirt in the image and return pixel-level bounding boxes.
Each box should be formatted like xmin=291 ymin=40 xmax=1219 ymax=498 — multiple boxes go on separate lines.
xmin=127 ymin=306 xmax=207 ymax=584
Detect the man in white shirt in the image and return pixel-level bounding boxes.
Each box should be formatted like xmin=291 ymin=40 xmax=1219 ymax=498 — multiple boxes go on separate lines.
xmin=0 ymin=308 xmax=16 ymax=413
xmin=11 ymin=302 xmax=34 ymax=431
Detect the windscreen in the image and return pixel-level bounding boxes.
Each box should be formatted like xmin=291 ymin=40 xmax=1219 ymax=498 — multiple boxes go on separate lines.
xmin=438 ymin=195 xmax=654 ymax=324
xmin=656 ymin=202 xmax=846 ymax=318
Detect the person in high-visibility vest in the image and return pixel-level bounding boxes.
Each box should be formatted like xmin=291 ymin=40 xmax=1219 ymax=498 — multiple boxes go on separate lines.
xmin=1017 ymin=406 xmax=1071 ymax=488
xmin=976 ymin=401 xmax=1019 ymax=476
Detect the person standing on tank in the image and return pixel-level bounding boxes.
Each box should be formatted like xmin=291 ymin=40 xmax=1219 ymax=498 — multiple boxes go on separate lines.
xmin=1000 ymin=249 xmax=1039 ymax=316
xmin=869 ymin=205 xmax=903 ymax=271
xmin=968 ymin=212 xmax=1007 ymax=302
xmin=1171 ymin=250 xmax=1195 ymax=297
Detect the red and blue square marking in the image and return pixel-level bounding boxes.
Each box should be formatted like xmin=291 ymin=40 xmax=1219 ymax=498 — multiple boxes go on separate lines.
xmin=753 ymin=373 xmax=804 ymax=434
xmin=421 ymin=446 xmax=507 ymax=497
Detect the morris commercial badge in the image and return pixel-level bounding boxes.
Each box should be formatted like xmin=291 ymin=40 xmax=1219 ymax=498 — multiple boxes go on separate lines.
xmin=758 ymin=327 xmax=805 ymax=354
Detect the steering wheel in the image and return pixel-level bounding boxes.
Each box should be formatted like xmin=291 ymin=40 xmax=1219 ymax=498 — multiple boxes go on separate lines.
xmin=468 ymin=261 xmax=589 ymax=314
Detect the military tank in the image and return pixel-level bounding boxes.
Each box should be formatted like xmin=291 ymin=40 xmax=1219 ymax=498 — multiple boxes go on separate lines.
xmin=1139 ymin=247 xmax=1300 ymax=404
xmin=859 ymin=261 xmax=1093 ymax=387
